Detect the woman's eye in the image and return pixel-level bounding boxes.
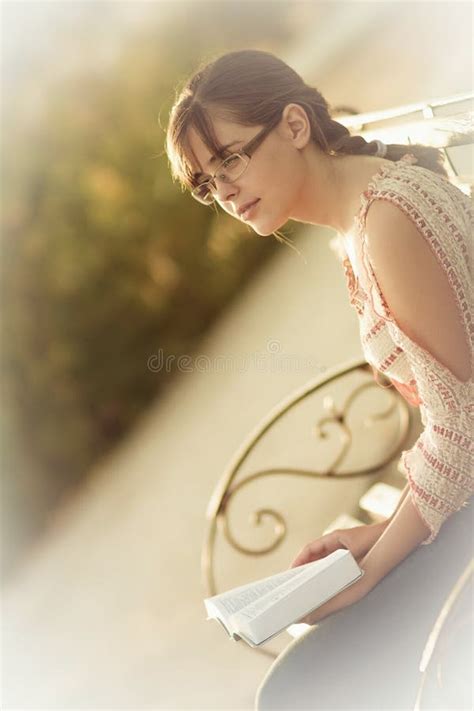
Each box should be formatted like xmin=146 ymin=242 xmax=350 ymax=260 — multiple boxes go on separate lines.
xmin=223 ymin=155 xmax=238 ymax=168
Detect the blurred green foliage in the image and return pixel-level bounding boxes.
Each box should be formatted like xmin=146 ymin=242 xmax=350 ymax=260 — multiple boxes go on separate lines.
xmin=1 ymin=3 xmax=302 ymax=578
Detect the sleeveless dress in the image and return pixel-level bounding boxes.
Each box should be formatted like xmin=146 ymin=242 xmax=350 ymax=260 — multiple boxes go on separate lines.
xmin=333 ymin=153 xmax=474 ymax=545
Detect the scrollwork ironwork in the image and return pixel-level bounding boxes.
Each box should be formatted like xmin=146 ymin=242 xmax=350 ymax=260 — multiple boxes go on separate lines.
xmin=202 ymin=358 xmax=415 ymax=659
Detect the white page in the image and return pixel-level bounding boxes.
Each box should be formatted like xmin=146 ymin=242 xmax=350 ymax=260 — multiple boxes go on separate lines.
xmin=210 ymin=566 xmax=308 ymax=616
xmin=234 ymin=561 xmax=331 ymax=620
xmin=239 ymin=568 xmax=364 ymax=648
xmin=234 ymin=550 xmax=348 ymax=620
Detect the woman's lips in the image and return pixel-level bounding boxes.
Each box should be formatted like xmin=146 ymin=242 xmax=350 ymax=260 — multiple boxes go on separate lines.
xmin=241 ymin=199 xmax=260 ymax=220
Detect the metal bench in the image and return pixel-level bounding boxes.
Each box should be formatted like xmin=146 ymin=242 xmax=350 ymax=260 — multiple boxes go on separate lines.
xmin=202 ymin=357 xmax=423 ymax=660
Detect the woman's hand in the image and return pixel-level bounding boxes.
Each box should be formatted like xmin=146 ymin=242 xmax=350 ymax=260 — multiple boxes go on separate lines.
xmin=295 ymin=564 xmax=372 ymax=626
xmin=287 ymin=523 xmax=388 ymax=626
xmin=289 ymin=520 xmax=390 ymax=570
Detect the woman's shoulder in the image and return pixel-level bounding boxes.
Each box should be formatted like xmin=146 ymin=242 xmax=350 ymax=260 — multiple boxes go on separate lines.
xmin=360 ymin=155 xmax=472 ymax=238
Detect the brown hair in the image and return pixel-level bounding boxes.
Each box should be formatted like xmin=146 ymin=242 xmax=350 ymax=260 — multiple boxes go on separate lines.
xmin=165 ymin=48 xmax=448 ymax=248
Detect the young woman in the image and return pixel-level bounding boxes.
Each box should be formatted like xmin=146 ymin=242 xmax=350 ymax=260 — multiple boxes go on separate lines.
xmin=165 ymin=49 xmax=473 ymax=704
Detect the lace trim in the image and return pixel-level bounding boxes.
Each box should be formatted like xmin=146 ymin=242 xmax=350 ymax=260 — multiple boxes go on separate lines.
xmin=341 ymin=255 xmax=366 ymax=315
xmin=401 ymin=445 xmax=474 ymax=546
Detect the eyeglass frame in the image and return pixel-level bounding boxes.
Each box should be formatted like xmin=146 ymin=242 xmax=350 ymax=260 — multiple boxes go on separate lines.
xmin=190 ymin=114 xmax=282 ymax=204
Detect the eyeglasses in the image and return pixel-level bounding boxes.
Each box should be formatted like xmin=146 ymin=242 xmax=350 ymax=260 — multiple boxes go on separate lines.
xmin=190 ymin=117 xmax=281 ymax=205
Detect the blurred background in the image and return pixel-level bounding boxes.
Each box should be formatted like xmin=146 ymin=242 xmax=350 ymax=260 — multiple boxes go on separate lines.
xmin=1 ymin=1 xmax=472 ymax=709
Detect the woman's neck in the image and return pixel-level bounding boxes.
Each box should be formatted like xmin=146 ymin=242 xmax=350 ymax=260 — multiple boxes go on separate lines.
xmin=289 ymin=149 xmax=391 ymax=236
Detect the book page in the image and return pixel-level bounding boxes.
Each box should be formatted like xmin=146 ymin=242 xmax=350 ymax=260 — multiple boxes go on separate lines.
xmin=234 ymin=562 xmax=327 ymax=621
xmin=211 ymin=566 xmax=307 ymax=616
xmin=235 ymin=552 xmax=363 ymax=646
xmin=237 ymin=571 xmax=365 ymax=649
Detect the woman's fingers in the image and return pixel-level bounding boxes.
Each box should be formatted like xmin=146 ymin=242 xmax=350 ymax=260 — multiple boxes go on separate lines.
xmin=288 ymin=523 xmax=382 ymax=584
xmin=289 ymin=538 xmax=328 ymax=568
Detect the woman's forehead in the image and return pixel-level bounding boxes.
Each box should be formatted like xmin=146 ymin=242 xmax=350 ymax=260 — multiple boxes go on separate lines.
xmin=185 ymin=126 xmax=219 ymax=172
xmin=186 ymin=120 xmax=252 ymax=176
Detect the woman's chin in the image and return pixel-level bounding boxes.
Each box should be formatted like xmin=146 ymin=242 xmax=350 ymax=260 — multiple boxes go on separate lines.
xmin=250 ymin=216 xmax=286 ymax=237
xmin=252 ymin=225 xmax=273 ymax=237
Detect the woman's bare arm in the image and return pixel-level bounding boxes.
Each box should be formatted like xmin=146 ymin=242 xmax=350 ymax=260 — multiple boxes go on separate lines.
xmin=301 ymin=489 xmax=431 ymax=625
xmin=371 ymin=481 xmax=409 ymax=532
xmin=388 ymin=481 xmax=410 ymax=522
xmin=359 ymin=488 xmax=431 ymax=584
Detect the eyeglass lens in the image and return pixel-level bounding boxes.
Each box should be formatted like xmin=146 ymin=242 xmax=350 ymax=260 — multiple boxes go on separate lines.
xmin=193 ymin=154 xmax=248 ymax=203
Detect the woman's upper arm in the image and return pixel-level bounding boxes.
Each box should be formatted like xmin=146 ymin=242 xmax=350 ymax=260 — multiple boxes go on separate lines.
xmin=363 ymin=199 xmax=472 ymax=383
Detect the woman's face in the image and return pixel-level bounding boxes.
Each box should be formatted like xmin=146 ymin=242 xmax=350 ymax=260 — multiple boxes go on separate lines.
xmin=185 ymin=104 xmax=312 ymax=236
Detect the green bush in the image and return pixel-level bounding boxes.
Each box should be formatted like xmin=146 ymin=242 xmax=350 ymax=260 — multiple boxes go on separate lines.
xmin=1 ymin=4 xmax=299 ymax=579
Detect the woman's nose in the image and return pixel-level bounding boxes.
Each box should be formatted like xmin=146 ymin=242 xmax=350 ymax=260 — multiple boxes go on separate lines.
xmin=213 ymin=178 xmax=238 ymax=205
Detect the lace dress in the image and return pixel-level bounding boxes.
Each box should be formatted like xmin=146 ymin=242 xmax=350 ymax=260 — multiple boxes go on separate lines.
xmin=334 ymin=153 xmax=474 ymax=544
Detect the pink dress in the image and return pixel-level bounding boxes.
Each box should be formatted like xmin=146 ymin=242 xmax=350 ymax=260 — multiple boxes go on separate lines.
xmin=335 ymin=153 xmax=474 ymax=544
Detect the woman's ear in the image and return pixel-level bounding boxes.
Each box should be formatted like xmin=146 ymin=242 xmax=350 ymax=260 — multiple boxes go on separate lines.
xmin=281 ymin=102 xmax=311 ymax=148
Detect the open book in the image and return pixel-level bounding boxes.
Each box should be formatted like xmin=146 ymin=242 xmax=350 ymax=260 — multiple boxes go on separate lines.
xmin=204 ymin=548 xmax=364 ymax=647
